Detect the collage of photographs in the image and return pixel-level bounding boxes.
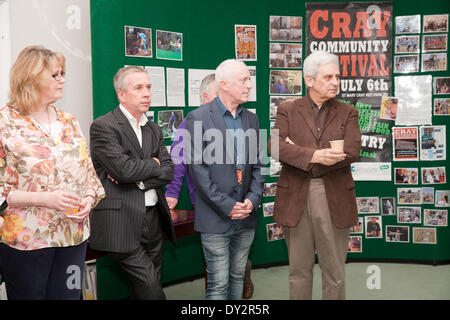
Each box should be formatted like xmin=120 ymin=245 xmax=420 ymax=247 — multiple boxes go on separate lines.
xmin=124 ymin=26 xmax=187 ymax=143
xmin=350 ymin=123 xmax=448 ymax=251
xmin=393 ymin=14 xmax=450 ymax=117
xmin=352 ymin=193 xmax=447 ymax=250
xmin=394 ymin=14 xmax=448 ymax=74
xmin=122 ymin=13 xmax=448 ymax=251
xmin=264 ymin=16 xmax=304 ymax=241
xmin=267 ymin=15 xmax=303 ymax=181
xmin=350 ymin=40 xmax=449 ymax=252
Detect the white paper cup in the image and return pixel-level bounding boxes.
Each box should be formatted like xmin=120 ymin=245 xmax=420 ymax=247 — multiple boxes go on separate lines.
xmin=330 ymin=140 xmax=344 ymax=152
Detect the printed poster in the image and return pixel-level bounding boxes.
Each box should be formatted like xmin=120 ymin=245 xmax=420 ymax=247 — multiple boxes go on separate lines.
xmin=420 ymin=125 xmax=446 ymax=161
xmin=306 ymin=2 xmax=393 ymax=180
xmin=235 ymin=25 xmax=257 ymax=61
xmin=392 ymin=126 xmax=419 ymax=161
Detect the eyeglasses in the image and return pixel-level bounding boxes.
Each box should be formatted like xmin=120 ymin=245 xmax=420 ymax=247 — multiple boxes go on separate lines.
xmin=52 ymin=71 xmax=65 ymax=81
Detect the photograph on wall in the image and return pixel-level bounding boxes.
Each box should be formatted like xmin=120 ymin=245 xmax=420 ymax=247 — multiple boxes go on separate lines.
xmin=392 ymin=127 xmax=419 ymax=161
xmin=421 ymin=167 xmax=446 ymax=184
xmin=263 ymin=182 xmax=277 ymax=197
xmin=397 ymin=187 xmax=421 ymax=205
xmin=434 ymin=98 xmax=450 ymax=115
xmin=394 ymin=35 xmax=420 ymax=54
xmin=394 ymin=168 xmax=419 ymax=184
xmin=356 ymin=197 xmax=379 ymax=214
xmin=156 ymin=30 xmax=182 ymax=61
xmin=422 ymin=34 xmax=447 ymax=52
xmin=350 ymin=217 xmax=364 ymax=234
xmin=424 ymin=209 xmax=448 ymax=227
xmin=124 ymin=26 xmax=152 ymax=58
xmin=269 ymin=96 xmax=298 ymax=120
xmin=380 ymin=197 xmax=395 ymax=215
xmin=420 ymin=125 xmax=446 ymax=161
xmin=145 ymin=110 xmax=155 ymax=122
xmin=365 ymin=216 xmax=382 ymax=239
xmin=395 ymin=15 xmax=421 ymax=34
xmin=269 ymin=16 xmax=302 ymax=42
xmin=422 ymin=187 xmax=435 ymax=204
xmin=266 ymin=223 xmax=284 ymax=242
xmin=397 ymin=206 xmax=421 ymax=224
xmin=434 ymin=77 xmax=450 ymax=94
xmin=386 ymin=225 xmax=409 ymax=243
xmin=423 ymin=14 xmax=448 ymax=33
xmin=235 ymin=25 xmax=257 ymax=61
xmin=269 ymin=43 xmax=302 ymax=68
xmin=435 ymin=190 xmax=450 ymax=207
xmin=263 ymin=202 xmax=274 ymax=217
xmin=422 ymin=53 xmax=447 ymax=72
xmin=157 ymin=110 xmax=183 ymax=139
xmin=269 ymin=70 xmax=302 ymax=95
xmin=380 ymin=96 xmax=399 ymax=121
xmin=270 ymin=157 xmax=282 ymax=177
xmin=394 ymin=55 xmax=419 ymax=73
xmin=413 ymin=228 xmax=436 ymax=244
xmin=394 ymin=75 xmax=432 ymax=125
xmin=348 ymin=236 xmax=362 ymax=253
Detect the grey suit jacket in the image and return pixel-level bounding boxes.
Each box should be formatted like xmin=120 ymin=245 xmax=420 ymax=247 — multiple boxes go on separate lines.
xmin=186 ymin=97 xmax=265 ymax=233
xmin=89 ymin=107 xmax=176 ymax=253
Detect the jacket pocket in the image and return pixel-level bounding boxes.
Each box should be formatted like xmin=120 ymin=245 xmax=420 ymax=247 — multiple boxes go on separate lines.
xmin=277 ymin=177 xmax=289 ymax=188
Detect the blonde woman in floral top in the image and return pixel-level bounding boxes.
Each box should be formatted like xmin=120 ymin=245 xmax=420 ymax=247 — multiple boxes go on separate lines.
xmin=0 ymin=46 xmax=105 ymax=300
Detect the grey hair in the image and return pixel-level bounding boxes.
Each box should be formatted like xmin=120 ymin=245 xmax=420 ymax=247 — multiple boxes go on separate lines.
xmin=113 ymin=65 xmax=147 ymax=92
xmin=215 ymin=59 xmax=247 ymax=86
xmin=303 ymin=51 xmax=339 ymax=80
xmin=199 ymin=73 xmax=216 ymax=104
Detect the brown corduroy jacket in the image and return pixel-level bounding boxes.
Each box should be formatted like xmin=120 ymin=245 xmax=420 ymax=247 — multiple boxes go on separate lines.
xmin=269 ymin=94 xmax=361 ymax=229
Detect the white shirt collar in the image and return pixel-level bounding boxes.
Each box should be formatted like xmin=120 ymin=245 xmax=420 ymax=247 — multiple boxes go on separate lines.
xmin=119 ymin=104 xmax=148 ymax=128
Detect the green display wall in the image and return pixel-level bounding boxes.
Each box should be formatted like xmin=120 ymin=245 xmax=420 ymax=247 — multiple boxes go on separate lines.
xmin=90 ymin=0 xmax=449 ymax=299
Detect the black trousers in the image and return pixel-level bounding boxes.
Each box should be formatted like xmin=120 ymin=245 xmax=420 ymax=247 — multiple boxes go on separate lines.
xmin=0 ymin=241 xmax=87 ymax=300
xmin=107 ymin=206 xmax=166 ymax=300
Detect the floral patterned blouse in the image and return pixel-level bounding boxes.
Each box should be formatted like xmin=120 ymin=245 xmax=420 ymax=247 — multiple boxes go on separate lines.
xmin=0 ymin=105 xmax=105 ymax=250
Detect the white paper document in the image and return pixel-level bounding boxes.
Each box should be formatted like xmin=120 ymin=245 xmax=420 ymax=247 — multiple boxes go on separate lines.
xmin=188 ymin=69 xmax=215 ymax=107
xmin=145 ymin=66 xmax=166 ymax=107
xmin=166 ymin=67 xmax=185 ymax=107
xmin=394 ymin=75 xmax=432 ymax=125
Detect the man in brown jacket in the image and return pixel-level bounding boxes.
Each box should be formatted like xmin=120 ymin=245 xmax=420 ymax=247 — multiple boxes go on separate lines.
xmin=269 ymin=50 xmax=361 ymax=300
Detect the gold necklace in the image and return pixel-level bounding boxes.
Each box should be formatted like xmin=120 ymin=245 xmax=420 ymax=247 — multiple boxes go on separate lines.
xmin=31 ymin=108 xmax=52 ymax=136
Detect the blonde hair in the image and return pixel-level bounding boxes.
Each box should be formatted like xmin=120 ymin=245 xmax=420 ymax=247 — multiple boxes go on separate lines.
xmin=113 ymin=66 xmax=147 ymax=92
xmin=8 ymin=45 xmax=66 ymax=114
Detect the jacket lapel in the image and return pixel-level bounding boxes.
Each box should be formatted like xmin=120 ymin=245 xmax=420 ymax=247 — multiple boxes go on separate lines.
xmin=296 ymin=100 xmax=318 ymax=139
xmin=141 ymin=121 xmax=154 ymax=157
xmin=113 ymin=107 xmax=144 ymax=158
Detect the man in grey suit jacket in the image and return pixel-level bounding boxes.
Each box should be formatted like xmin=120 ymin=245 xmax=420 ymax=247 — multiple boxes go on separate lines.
xmin=89 ymin=66 xmax=175 ymax=300
xmin=186 ymin=59 xmax=265 ymax=300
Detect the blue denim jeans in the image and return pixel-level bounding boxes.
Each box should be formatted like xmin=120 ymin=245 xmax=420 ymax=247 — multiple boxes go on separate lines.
xmin=201 ymin=224 xmax=255 ymax=300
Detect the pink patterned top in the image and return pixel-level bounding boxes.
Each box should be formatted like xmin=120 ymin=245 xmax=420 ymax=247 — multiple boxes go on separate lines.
xmin=0 ymin=105 xmax=105 ymax=250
